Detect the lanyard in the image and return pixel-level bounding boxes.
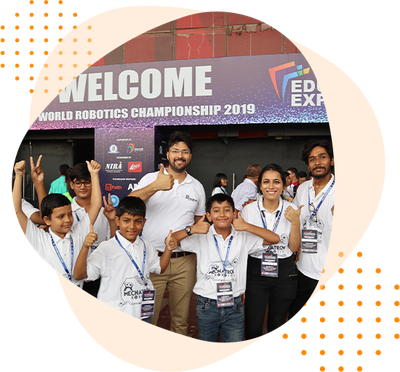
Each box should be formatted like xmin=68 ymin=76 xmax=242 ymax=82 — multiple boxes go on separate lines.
xmin=257 ymin=199 xmax=283 ymax=233
xmin=50 ymin=234 xmax=74 ymax=281
xmin=115 ymin=234 xmax=147 ymax=286
xmin=74 ymin=211 xmax=80 ymax=222
xmin=308 ymin=178 xmax=335 ymax=222
xmin=213 ymin=235 xmax=233 ymax=277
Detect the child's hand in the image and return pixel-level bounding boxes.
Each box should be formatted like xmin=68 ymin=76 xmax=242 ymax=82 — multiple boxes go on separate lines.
xmin=30 ymin=155 xmax=44 ymax=183
xmin=14 ymin=160 xmax=26 ymax=176
xmin=83 ymin=224 xmax=98 ymax=249
xmin=192 ymin=214 xmax=210 ymax=235
xmin=86 ymin=160 xmax=101 ymax=174
xmin=284 ymin=205 xmax=303 ymax=223
xmin=165 ymin=230 xmax=177 ymax=251
xmin=232 ymin=212 xmax=248 ymax=231
xmin=103 ymin=193 xmax=116 ymax=220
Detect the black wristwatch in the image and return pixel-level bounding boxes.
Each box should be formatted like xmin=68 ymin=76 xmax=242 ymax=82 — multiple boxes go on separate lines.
xmin=185 ymin=226 xmax=192 ymax=236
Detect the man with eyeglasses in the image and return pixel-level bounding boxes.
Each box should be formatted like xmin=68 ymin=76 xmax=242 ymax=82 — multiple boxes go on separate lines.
xmin=129 ymin=131 xmax=206 ymax=335
xmin=288 ymin=139 xmax=335 ymax=319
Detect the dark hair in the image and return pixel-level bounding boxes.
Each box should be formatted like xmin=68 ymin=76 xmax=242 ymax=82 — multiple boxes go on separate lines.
xmin=41 ymin=194 xmax=71 ymax=219
xmin=258 ymin=163 xmax=286 ymax=187
xmin=117 ymin=196 xmax=146 ymax=218
xmin=66 ymin=163 xmax=91 ymax=197
xmin=167 ymin=131 xmax=192 ymax=153
xmin=301 ymin=139 xmax=334 ymax=165
xmin=206 ymin=194 xmax=235 ymax=213
xmin=246 ymin=164 xmax=261 ymax=178
xmin=212 ymin=173 xmax=227 ymax=188
xmin=59 ymin=164 xmax=70 ymax=176
xmin=298 ymin=171 xmax=307 ymax=179
xmin=287 ymin=167 xmax=299 ymax=179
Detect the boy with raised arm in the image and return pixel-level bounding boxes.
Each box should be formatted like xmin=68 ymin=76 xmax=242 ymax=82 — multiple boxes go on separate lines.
xmin=171 ymin=193 xmax=280 ymax=342
xmin=74 ymin=196 xmax=177 ymax=322
xmin=13 ymin=156 xmax=102 ymax=288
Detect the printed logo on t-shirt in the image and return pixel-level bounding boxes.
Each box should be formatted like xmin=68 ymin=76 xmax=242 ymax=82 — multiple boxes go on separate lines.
xmin=118 ymin=276 xmax=148 ymax=307
xmin=185 ymin=194 xmax=198 ymax=203
xmin=251 ymin=233 xmax=289 ymax=258
xmin=204 ymin=259 xmax=238 ymax=282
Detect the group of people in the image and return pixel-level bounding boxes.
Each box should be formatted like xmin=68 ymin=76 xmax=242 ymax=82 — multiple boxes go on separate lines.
xmin=13 ymin=131 xmax=335 ymax=343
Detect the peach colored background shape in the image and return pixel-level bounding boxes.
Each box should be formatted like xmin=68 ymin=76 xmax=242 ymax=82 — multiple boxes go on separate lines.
xmin=28 ymin=6 xmax=384 ymax=371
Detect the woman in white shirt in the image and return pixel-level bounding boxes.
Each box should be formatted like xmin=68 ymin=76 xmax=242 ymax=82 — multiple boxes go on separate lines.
xmin=241 ymin=163 xmax=302 ymax=339
xmin=211 ymin=173 xmax=228 ymax=196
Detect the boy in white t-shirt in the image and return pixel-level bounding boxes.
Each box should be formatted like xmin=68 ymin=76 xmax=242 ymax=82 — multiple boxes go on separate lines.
xmin=171 ymin=194 xmax=280 ymax=342
xmin=74 ymin=196 xmax=177 ymax=322
xmin=13 ymin=157 xmax=102 ymax=288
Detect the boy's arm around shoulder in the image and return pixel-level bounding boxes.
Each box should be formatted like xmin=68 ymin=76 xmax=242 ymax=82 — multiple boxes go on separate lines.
xmin=232 ymin=212 xmax=280 ymax=245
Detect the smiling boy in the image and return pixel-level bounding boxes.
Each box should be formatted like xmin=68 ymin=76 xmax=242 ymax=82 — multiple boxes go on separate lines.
xmin=74 ymin=196 xmax=177 ymax=321
xmin=13 ymin=157 xmax=102 ymax=288
xmin=171 ymin=194 xmax=279 ymax=342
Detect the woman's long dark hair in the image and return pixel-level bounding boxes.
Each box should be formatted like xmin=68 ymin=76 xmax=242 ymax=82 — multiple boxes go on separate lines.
xmin=213 ymin=173 xmax=227 ymax=188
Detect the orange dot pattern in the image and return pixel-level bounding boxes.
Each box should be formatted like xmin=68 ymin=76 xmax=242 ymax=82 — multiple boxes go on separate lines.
xmin=0 ymin=0 xmax=83 ymax=94
xmin=278 ymin=249 xmax=400 ymax=372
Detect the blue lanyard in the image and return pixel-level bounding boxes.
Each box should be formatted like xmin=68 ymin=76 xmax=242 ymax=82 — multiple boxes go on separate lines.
xmin=115 ymin=234 xmax=147 ymax=286
xmin=74 ymin=211 xmax=80 ymax=222
xmin=50 ymin=234 xmax=74 ymax=281
xmin=257 ymin=199 xmax=283 ymax=233
xmin=308 ymin=177 xmax=335 ymax=222
xmin=213 ymin=235 xmax=233 ymax=277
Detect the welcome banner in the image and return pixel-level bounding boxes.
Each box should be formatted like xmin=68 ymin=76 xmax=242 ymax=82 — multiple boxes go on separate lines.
xmin=31 ymin=53 xmax=328 ymax=130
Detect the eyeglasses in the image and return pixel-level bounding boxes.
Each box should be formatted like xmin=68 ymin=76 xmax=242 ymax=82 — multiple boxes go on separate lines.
xmin=170 ymin=149 xmax=190 ymax=155
xmin=73 ymin=180 xmax=92 ymax=187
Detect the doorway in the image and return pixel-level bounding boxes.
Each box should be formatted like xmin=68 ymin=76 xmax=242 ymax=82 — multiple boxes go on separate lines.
xmin=155 ymin=123 xmax=331 ymax=197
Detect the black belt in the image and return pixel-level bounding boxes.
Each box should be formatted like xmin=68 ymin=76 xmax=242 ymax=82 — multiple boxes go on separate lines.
xmin=157 ymin=251 xmax=193 ymax=259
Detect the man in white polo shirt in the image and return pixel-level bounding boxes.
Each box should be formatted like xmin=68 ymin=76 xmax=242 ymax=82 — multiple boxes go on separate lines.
xmin=288 ymin=139 xmax=335 ymax=319
xmin=129 ymin=131 xmax=206 ymax=335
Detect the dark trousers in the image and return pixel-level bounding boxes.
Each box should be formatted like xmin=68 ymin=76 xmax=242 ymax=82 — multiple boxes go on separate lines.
xmin=244 ymin=256 xmax=298 ymax=340
xmin=288 ymin=270 xmax=318 ymax=319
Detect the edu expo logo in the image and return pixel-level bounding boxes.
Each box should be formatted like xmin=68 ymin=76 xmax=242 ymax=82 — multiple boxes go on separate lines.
xmin=269 ymin=62 xmax=310 ymax=100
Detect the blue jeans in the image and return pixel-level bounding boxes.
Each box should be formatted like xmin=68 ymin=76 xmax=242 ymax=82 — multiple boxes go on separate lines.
xmin=196 ymin=295 xmax=244 ymax=342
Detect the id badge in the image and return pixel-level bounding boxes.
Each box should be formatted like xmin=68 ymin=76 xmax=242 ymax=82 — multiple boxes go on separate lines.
xmin=141 ymin=289 xmax=156 ymax=318
xmin=301 ymin=229 xmax=318 ymax=254
xmin=216 ymin=282 xmax=234 ymax=308
xmin=261 ymin=252 xmax=278 ymax=277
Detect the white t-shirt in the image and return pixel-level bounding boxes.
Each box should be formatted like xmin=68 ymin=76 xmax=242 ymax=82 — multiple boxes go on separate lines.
xmin=133 ymin=170 xmax=206 ymax=252
xmin=231 ymin=178 xmax=258 ymax=211
xmin=294 ymin=175 xmax=335 ymax=280
xmin=180 ymin=225 xmax=263 ymax=299
xmin=25 ymin=214 xmax=91 ymax=287
xmin=241 ymin=197 xmax=296 ymax=259
xmin=211 ymin=187 xmax=226 ymax=196
xmin=71 ymin=197 xmax=110 ymax=251
xmin=21 ymin=199 xmax=40 ymax=219
xmin=86 ymin=231 xmax=161 ymax=319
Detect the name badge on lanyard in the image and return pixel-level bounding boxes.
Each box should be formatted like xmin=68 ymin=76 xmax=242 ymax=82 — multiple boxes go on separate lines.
xmin=115 ymin=235 xmax=155 ymax=317
xmin=301 ymin=229 xmax=318 ymax=254
xmin=303 ymin=178 xmax=335 ymax=254
xmin=258 ymin=201 xmax=283 ymax=278
xmin=214 ymin=235 xmax=234 ymax=307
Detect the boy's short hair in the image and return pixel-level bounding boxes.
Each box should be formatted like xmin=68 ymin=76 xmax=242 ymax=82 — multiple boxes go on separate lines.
xmin=206 ymin=194 xmax=235 ymax=213
xmin=41 ymin=194 xmax=71 ymax=219
xmin=117 ymin=196 xmax=146 ymax=218
xmin=167 ymin=131 xmax=192 ymax=153
xmin=59 ymin=164 xmax=70 ymax=175
xmin=68 ymin=163 xmax=91 ymax=182
xmin=66 ymin=163 xmax=91 ymax=197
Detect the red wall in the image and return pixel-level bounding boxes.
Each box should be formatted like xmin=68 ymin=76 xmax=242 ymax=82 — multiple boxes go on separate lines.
xmin=93 ymin=12 xmax=300 ymax=66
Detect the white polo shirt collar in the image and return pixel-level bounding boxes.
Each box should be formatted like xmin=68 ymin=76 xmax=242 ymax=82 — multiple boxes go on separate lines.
xmin=257 ymin=195 xmax=283 ymax=216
